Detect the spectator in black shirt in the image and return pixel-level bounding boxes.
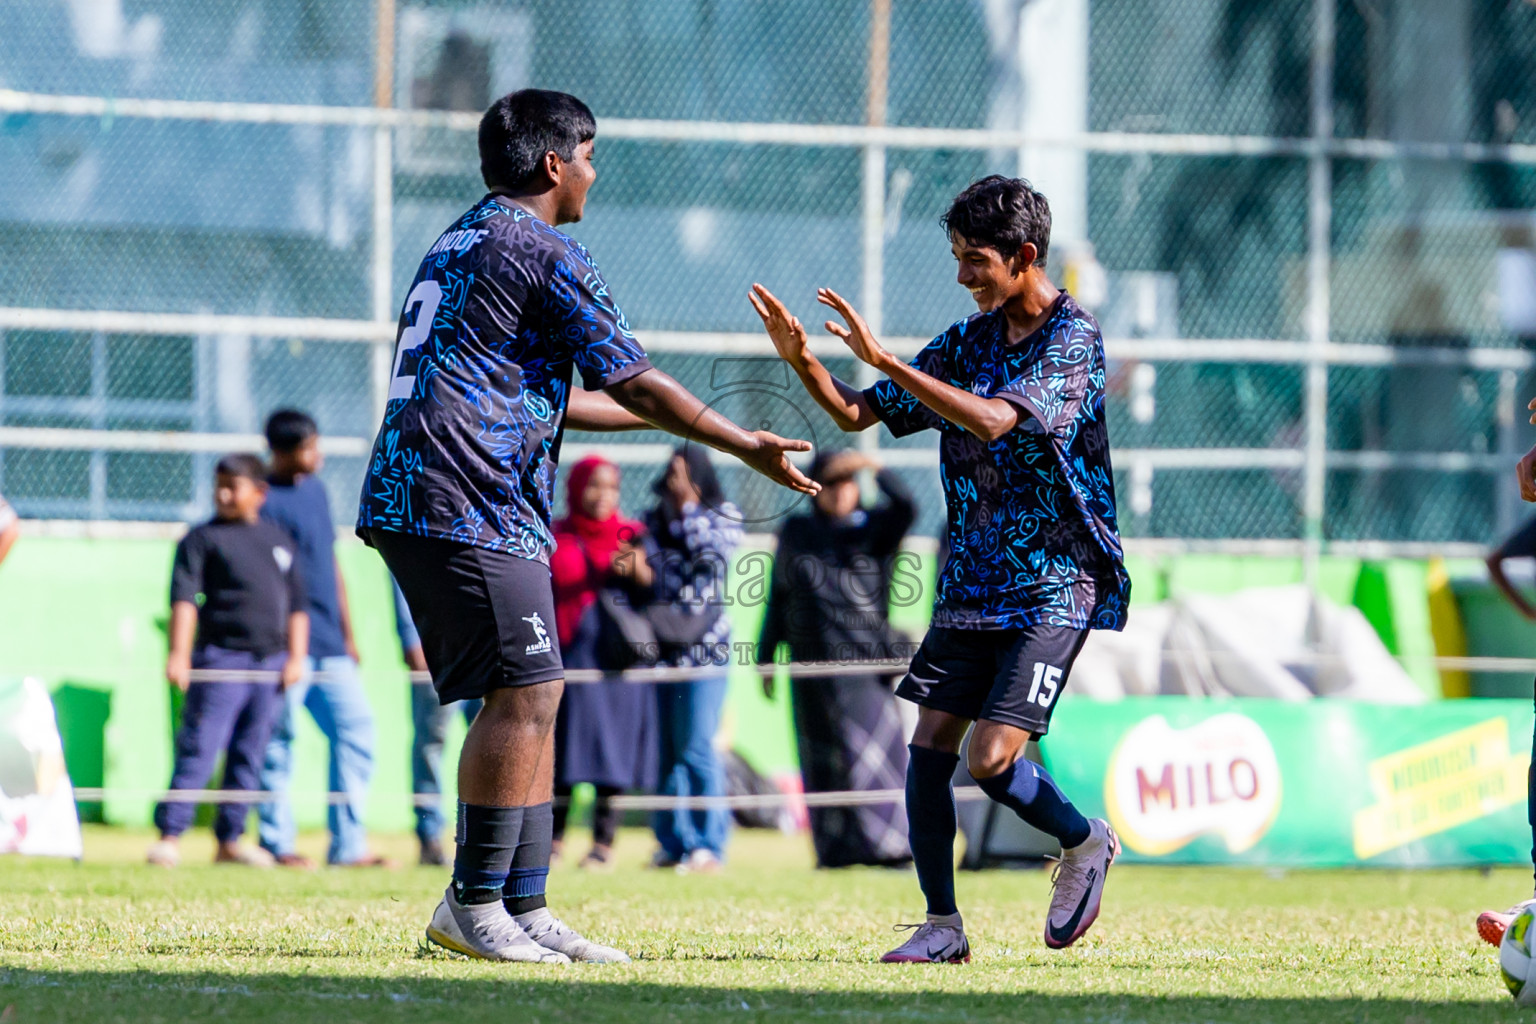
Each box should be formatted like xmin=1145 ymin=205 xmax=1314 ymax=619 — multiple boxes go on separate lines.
xmin=147 ymin=454 xmax=309 ymax=868
xmin=758 ymin=451 xmax=916 ymax=868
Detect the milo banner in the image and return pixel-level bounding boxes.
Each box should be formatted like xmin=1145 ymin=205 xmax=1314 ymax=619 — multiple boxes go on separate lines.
xmin=0 ymin=677 xmax=83 ymax=858
xmin=1040 ymin=698 xmax=1533 ymax=866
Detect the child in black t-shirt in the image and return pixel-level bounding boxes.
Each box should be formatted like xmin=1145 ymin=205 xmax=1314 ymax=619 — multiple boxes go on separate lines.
xmin=146 ymin=454 xmax=309 ymax=868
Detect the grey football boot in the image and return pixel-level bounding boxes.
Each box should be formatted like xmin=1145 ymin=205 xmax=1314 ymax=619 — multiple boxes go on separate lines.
xmin=425 ymin=887 xmax=570 ymax=963
xmin=515 ymin=907 xmax=632 ymax=963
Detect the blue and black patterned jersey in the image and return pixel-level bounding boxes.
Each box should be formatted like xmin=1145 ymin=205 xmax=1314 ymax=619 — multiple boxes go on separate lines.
xmin=357 ymin=195 xmax=652 ymax=564
xmin=864 ymin=292 xmax=1129 ymax=631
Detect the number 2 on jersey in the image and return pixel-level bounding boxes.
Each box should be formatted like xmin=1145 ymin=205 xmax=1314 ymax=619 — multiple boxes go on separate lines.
xmin=388 ymin=279 xmax=443 ymax=401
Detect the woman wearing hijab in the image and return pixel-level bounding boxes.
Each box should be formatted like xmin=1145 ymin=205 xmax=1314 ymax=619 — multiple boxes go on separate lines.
xmin=643 ymin=447 xmax=743 ymax=872
xmin=549 ymin=455 xmax=656 ymax=869
xmin=758 ymin=451 xmax=916 ymax=868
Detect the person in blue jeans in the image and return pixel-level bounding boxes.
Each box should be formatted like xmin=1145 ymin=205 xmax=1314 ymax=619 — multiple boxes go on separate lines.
xmin=643 ymin=448 xmax=742 ymax=872
xmin=391 ymin=577 xmax=481 ymax=866
xmin=147 ymin=454 xmax=308 ymax=868
xmin=257 ymin=409 xmax=388 ymax=868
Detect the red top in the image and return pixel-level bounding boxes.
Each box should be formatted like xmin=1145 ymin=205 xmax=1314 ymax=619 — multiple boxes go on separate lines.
xmin=549 ymin=455 xmax=644 ymax=647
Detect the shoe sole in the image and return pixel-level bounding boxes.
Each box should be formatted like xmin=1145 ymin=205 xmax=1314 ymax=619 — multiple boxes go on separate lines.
xmin=879 ymin=952 xmax=971 ymax=964
xmin=426 ymin=924 xmax=570 ymax=963
xmin=1044 ymin=827 xmax=1121 ymax=950
xmin=1479 ymin=912 xmax=1511 ymax=948
xmin=426 ymin=924 xmax=490 ymax=960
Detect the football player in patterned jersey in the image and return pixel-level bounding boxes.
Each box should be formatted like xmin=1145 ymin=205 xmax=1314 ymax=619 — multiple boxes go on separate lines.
xmin=751 ymin=175 xmax=1130 ymax=963
xmin=359 ymin=89 xmax=819 ymax=964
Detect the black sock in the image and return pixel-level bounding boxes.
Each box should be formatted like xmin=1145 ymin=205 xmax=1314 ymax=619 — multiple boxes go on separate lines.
xmin=975 ymin=757 xmax=1091 ymax=849
xmin=452 ymin=801 xmax=523 ymax=905
xmin=906 ymin=745 xmax=960 ymax=917
xmin=504 ymin=801 xmax=553 ymax=916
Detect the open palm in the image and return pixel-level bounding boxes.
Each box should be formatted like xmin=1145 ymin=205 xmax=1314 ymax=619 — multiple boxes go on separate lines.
xmin=749 ymin=284 xmax=811 ymax=369
xmin=817 ymin=288 xmax=888 ymax=368
xmin=741 ymin=430 xmax=819 ymax=496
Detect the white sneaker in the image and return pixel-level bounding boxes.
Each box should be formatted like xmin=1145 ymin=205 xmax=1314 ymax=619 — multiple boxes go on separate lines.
xmin=879 ymin=913 xmax=971 ymax=963
xmin=424 ymin=887 xmax=570 ymax=963
xmin=515 ymin=907 xmax=632 ymax=963
xmin=1044 ymin=818 xmax=1119 ymax=949
xmin=214 ymin=843 xmax=275 ymax=868
xmin=146 ymin=839 xmax=180 ymax=868
xmin=676 ymin=849 xmax=722 ymax=874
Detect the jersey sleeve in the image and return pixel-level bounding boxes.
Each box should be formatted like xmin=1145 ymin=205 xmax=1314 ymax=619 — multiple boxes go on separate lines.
xmin=861 ymin=329 xmax=954 ymax=438
xmin=0 ymin=494 xmax=16 ymax=534
xmin=989 ymin=314 xmax=1098 ymax=437
xmin=549 ymin=241 xmax=653 ymax=391
xmin=169 ymin=531 xmax=205 ymax=606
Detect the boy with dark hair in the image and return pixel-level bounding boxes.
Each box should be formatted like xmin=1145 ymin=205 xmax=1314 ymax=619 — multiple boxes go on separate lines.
xmin=257 ymin=408 xmax=387 ymax=868
xmin=359 ymin=88 xmax=818 ymax=963
xmin=147 ymin=454 xmax=308 ymax=868
xmin=752 ymin=174 xmax=1130 ymax=961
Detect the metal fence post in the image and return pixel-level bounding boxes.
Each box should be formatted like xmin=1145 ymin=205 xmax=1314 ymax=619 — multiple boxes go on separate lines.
xmin=858 ymin=0 xmax=890 ymax=464
xmin=369 ymin=0 xmax=397 ymax=431
xmin=1303 ymin=0 xmax=1336 ymax=592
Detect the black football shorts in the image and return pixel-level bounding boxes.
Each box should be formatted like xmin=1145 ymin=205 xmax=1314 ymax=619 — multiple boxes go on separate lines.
xmin=895 ymin=623 xmax=1089 ymax=736
xmin=370 ymin=529 xmax=564 ymax=704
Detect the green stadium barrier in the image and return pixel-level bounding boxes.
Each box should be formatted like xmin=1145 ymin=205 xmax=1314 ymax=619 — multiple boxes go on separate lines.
xmin=1042 ymin=696 xmax=1533 ymax=866
xmin=1450 ymin=571 xmax=1536 ymax=699
xmin=0 ymin=537 xmax=1508 ymax=833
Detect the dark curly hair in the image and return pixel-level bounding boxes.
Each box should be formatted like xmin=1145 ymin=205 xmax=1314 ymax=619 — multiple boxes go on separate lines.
xmin=940 ymin=175 xmax=1052 ymax=267
xmin=479 ymin=89 xmax=596 ymax=192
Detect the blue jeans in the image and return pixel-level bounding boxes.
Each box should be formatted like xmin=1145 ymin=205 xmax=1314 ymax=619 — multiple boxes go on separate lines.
xmin=411 ymin=682 xmax=480 ymax=841
xmin=653 ymin=675 xmax=731 ymax=860
xmin=257 ymin=655 xmax=374 ymax=864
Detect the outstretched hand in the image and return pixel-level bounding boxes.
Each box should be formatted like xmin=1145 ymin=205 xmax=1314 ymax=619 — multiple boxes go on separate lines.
xmin=749 ymin=284 xmax=811 ymax=369
xmin=740 ymin=430 xmax=821 ymax=496
xmin=1519 ymin=442 xmax=1536 ymax=503
xmin=818 ymin=288 xmax=889 ymax=369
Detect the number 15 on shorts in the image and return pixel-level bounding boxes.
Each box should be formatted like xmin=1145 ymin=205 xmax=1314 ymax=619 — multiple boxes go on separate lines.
xmin=1027 ymin=663 xmax=1062 ymax=708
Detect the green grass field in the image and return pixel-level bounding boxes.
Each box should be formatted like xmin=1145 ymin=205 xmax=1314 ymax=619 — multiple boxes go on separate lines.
xmin=1 ymin=825 xmax=1531 ymax=1023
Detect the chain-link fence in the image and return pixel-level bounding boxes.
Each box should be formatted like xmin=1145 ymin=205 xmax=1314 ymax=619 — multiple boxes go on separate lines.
xmin=3 ymin=0 xmax=1535 ymax=558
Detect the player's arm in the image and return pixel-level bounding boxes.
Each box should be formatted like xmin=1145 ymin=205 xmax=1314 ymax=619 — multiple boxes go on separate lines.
xmin=604 ymin=369 xmax=820 ymax=496
xmin=166 ymin=601 xmax=198 ymax=691
xmin=1487 ymin=549 xmax=1536 ymax=621
xmin=750 ymin=284 xmax=879 ymax=432
xmin=815 ymin=288 xmax=1019 ymax=443
xmin=166 ymin=533 xmax=202 ymax=691
xmin=566 ymin=387 xmax=651 ymax=432
xmin=282 ymin=547 xmax=308 ymax=689
xmin=1518 ymin=433 xmax=1536 ymax=502
xmin=283 ymin=612 xmax=310 ymax=689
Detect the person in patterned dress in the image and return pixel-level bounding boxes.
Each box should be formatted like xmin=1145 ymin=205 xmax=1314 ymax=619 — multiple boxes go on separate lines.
xmin=750 ymin=175 xmax=1129 ymax=963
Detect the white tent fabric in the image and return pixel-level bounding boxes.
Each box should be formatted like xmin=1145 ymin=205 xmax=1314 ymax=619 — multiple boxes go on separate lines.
xmin=0 ymin=677 xmax=84 ymax=858
xmin=1073 ymin=585 xmax=1427 ymax=703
